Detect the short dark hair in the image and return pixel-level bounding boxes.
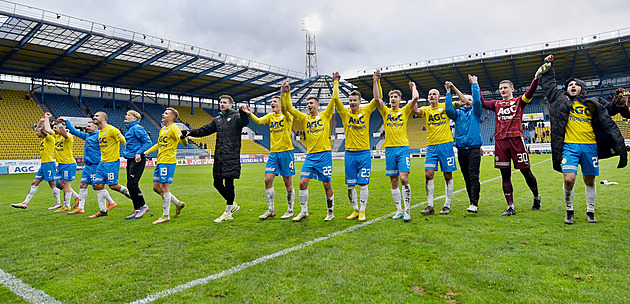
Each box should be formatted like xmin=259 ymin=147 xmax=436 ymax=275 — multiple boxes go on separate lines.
xmin=220 ymin=95 xmax=234 ymax=104
xmin=307 ymin=96 xmax=319 ymax=103
xmin=499 ymin=80 xmax=514 ymax=89
xmin=349 ymin=90 xmax=362 ymax=99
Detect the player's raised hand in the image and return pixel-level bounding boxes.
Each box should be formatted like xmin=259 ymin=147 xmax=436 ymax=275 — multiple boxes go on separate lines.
xmin=44 ymin=112 xmax=52 ymax=118
xmin=180 ymin=130 xmax=190 ymax=139
xmin=544 ymin=54 xmax=554 ymax=63
xmin=241 ymin=104 xmax=252 ymax=114
xmin=444 ymin=81 xmax=453 ymax=93
xmin=332 ymin=71 xmax=340 ymax=82
xmin=468 ymin=74 xmax=478 ymax=84
xmin=56 ymin=117 xmax=66 ymax=123
xmin=281 ymin=82 xmax=290 ymax=93
xmin=373 ymin=69 xmax=381 ymax=81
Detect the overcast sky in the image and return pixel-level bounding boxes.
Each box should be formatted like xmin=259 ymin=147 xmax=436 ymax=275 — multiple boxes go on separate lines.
xmin=12 ymin=0 xmax=630 ymax=80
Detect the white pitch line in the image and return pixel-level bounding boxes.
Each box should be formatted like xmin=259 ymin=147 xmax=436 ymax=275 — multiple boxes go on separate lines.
xmin=128 ymin=158 xmax=551 ymax=304
xmin=0 ymin=269 xmax=62 ymax=304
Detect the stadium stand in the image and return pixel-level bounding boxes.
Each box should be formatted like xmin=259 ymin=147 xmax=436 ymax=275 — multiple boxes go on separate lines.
xmin=171 ymin=105 xmax=217 ymax=151
xmin=0 ymin=89 xmax=45 ymax=159
xmin=34 ymin=93 xmax=86 ymax=118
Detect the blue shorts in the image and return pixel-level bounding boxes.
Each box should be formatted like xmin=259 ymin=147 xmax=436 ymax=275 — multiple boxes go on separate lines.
xmin=345 ymin=150 xmax=371 ymax=185
xmin=35 ymin=162 xmax=57 ymax=182
xmin=301 ymin=151 xmax=333 ymax=182
xmin=385 ymin=146 xmax=410 ymax=176
xmin=55 ymin=162 xmax=77 ymax=181
xmin=562 ymin=143 xmax=599 ymax=176
xmin=153 ymin=163 xmax=176 ymax=183
xmin=81 ymin=164 xmax=98 ymax=185
xmin=94 ymin=160 xmax=120 ymax=185
xmin=266 ymin=151 xmax=295 ymax=177
xmin=425 ymin=142 xmax=457 ymax=172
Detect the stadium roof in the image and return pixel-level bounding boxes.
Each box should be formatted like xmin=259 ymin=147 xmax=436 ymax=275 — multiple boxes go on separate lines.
xmin=0 ymin=1 xmax=303 ymax=102
xmin=347 ymin=27 xmax=630 ymax=101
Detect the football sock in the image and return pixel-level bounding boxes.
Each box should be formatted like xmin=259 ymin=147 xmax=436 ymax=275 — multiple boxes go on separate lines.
xmin=287 ymin=189 xmax=294 ymax=213
xmin=402 ymin=184 xmax=411 ymax=213
xmin=170 ymin=193 xmax=181 ymax=206
xmin=266 ymin=187 xmax=275 ymax=212
xmin=162 ymin=192 xmax=171 ymax=216
xmin=502 ymin=179 xmax=514 ymax=206
xmin=391 ymin=188 xmax=402 ymax=212
xmin=71 ymin=189 xmax=79 ymax=199
xmin=563 ymin=185 xmax=574 ymax=211
xmin=24 ymin=185 xmax=39 ymax=205
xmin=326 ymin=195 xmax=334 ymax=213
xmin=104 ymin=190 xmax=115 ymax=204
xmin=359 ymin=185 xmax=369 ymax=212
xmin=52 ymin=187 xmax=61 ymax=205
xmin=347 ymin=186 xmax=358 ymax=211
xmin=426 ymin=179 xmax=434 ymax=207
xmin=585 ymin=184 xmax=596 ymax=213
xmin=96 ymin=189 xmax=107 ymax=212
xmin=299 ymin=189 xmax=308 ymax=214
xmin=78 ymin=188 xmax=88 ymax=209
xmin=64 ymin=192 xmax=71 ymax=208
xmin=444 ymin=179 xmax=454 ymax=208
xmin=119 ymin=185 xmax=131 ymax=198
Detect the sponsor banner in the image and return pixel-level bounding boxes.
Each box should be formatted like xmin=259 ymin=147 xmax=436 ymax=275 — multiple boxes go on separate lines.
xmin=240 ymin=157 xmax=264 ymax=164
xmin=523 ymin=113 xmax=544 ymax=121
xmin=9 ymin=164 xmax=39 ymax=174
xmin=0 ymin=159 xmax=41 ymax=167
xmin=187 ymin=158 xmax=213 ymax=165
xmin=176 ymin=159 xmax=188 ymax=166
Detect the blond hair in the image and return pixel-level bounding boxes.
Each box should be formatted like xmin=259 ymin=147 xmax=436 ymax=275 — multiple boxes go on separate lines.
xmin=127 ymin=110 xmax=141 ymax=121
xmin=166 ymin=107 xmax=179 ymax=119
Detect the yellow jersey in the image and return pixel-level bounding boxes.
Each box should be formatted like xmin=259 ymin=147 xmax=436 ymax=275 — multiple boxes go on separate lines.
xmin=40 ymin=134 xmax=56 ymax=163
xmin=565 ymin=100 xmax=596 ymax=144
xmin=336 ymin=98 xmax=377 ymax=151
xmin=418 ymin=104 xmax=453 ymax=145
xmin=145 ymin=123 xmax=187 ymax=164
xmin=379 ymin=104 xmax=413 ymax=148
xmin=99 ymin=124 xmax=126 ymax=162
xmin=250 ymin=111 xmax=294 ymax=153
xmin=284 ymin=80 xmax=337 ymax=154
xmin=55 ymin=133 xmax=75 ymax=164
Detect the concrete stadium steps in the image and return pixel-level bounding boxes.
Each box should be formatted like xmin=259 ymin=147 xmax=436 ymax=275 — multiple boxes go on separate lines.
xmin=0 ymin=89 xmax=45 ymax=159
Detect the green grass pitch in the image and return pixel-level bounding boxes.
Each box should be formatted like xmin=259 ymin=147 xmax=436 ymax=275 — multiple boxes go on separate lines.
xmin=1 ymin=154 xmax=629 ymax=303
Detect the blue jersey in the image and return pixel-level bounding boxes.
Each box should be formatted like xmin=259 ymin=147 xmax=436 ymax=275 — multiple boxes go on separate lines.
xmin=123 ymin=120 xmax=152 ymax=158
xmin=66 ymin=120 xmax=101 ymax=165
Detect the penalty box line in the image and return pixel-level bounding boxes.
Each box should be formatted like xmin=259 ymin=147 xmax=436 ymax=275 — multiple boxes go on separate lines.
xmin=127 ymin=158 xmax=551 ymax=304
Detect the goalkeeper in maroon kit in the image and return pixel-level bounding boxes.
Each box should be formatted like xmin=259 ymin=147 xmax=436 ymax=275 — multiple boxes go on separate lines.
xmin=482 ymin=70 xmax=544 ymax=216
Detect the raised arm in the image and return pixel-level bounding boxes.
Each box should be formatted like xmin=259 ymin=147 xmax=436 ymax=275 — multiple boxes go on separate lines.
xmin=407 ymin=81 xmax=420 ymax=109
xmin=444 ymin=82 xmax=457 ymax=120
xmin=539 ymin=54 xmax=564 ymax=104
xmin=322 ymin=72 xmax=339 ymax=116
xmin=470 ymin=75 xmax=482 ymax=118
xmin=185 ymin=119 xmax=217 ymax=138
xmin=42 ymin=113 xmax=53 ymax=135
xmin=281 ymin=82 xmax=303 ymax=119
xmin=63 ymin=119 xmax=89 ymax=140
xmin=242 ymin=104 xmax=269 ymax=125
xmin=332 ymin=72 xmax=347 ymax=116
xmin=373 ymin=70 xmax=384 ymax=110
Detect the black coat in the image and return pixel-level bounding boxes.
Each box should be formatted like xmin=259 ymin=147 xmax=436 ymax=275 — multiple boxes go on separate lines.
xmin=540 ymin=63 xmax=627 ymax=173
xmin=188 ymin=108 xmax=249 ymax=179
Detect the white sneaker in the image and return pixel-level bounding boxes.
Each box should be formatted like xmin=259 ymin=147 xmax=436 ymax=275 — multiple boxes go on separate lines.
xmin=230 ymin=203 xmax=240 ymax=214
xmin=11 ymin=202 xmax=28 ymax=209
xmin=214 ymin=212 xmax=233 ymax=223
xmin=47 ymin=202 xmax=62 ymax=210
xmin=466 ymin=204 xmax=478 ymax=213
xmin=280 ymin=211 xmax=294 ymax=219
xmin=324 ymin=211 xmax=335 ymax=221
xmin=259 ymin=209 xmax=276 ymax=220
xmin=292 ymin=212 xmax=309 ymax=222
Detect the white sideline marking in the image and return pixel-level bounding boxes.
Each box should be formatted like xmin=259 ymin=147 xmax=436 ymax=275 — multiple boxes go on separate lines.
xmin=0 ymin=269 xmax=62 ymax=304
xmin=124 ymin=158 xmax=550 ymax=304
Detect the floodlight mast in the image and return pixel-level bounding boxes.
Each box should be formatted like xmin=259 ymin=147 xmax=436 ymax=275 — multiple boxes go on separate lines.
xmin=302 ymin=15 xmax=319 ymax=78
